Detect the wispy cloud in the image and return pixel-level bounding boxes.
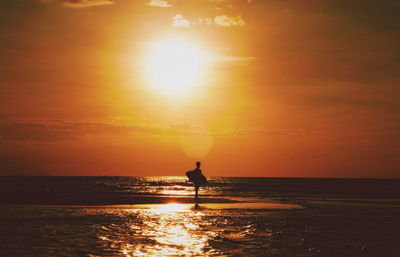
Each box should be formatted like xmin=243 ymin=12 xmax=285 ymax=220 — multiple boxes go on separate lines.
xmin=63 ymin=0 xmax=114 ymax=8
xmin=0 ymin=118 xmax=214 ymax=142
xmin=146 ymin=0 xmax=172 ymax=8
xmin=231 ymin=128 xmax=316 ymax=136
xmin=214 ymin=15 xmax=246 ymax=27
xmin=213 ymin=55 xmax=256 ymax=63
xmin=172 ymin=14 xmax=246 ymax=27
xmin=0 ymin=117 xmax=315 ymax=142
xmin=172 ymin=14 xmax=190 ymax=28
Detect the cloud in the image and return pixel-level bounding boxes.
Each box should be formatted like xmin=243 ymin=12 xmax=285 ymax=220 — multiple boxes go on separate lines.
xmin=0 ymin=121 xmax=78 ymax=142
xmin=0 ymin=117 xmax=315 ymax=142
xmin=214 ymin=15 xmax=246 ymax=27
xmin=146 ymin=0 xmax=172 ymax=8
xmin=192 ymin=17 xmax=215 ymax=26
xmin=172 ymin=14 xmax=190 ymax=28
xmin=231 ymin=128 xmax=315 ymax=136
xmin=172 ymin=14 xmax=246 ymax=28
xmin=213 ymin=55 xmax=256 ymax=63
xmin=0 ymin=118 xmax=215 ymax=142
xmin=63 ymin=0 xmax=114 ymax=8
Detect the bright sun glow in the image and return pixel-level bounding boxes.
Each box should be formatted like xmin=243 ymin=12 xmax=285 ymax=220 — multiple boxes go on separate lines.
xmin=144 ymin=39 xmax=208 ymax=96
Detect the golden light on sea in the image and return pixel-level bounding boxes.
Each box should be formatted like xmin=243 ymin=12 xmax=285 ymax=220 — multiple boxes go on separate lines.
xmin=119 ymin=204 xmax=209 ymax=256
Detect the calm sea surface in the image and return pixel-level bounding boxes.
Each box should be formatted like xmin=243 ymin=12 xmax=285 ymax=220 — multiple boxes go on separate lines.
xmin=1 ymin=176 xmax=400 ymax=204
xmin=1 ymin=177 xmax=400 ymax=256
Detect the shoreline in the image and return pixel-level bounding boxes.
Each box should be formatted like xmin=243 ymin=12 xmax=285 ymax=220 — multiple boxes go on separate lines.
xmin=2 ymin=195 xmax=400 ymax=208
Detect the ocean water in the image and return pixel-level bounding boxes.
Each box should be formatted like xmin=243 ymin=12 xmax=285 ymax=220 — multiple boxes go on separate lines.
xmin=1 ymin=177 xmax=400 ymax=256
xmin=1 ymin=176 xmax=400 ymax=204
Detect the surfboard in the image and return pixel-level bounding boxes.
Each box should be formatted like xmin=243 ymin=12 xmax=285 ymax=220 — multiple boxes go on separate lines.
xmin=186 ymin=170 xmax=207 ymax=186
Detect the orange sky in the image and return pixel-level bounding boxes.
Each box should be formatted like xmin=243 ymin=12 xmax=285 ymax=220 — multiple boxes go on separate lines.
xmin=1 ymin=0 xmax=400 ymax=177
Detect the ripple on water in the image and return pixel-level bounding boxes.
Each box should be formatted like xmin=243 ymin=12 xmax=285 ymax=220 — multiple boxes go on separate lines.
xmin=1 ymin=205 xmax=280 ymax=256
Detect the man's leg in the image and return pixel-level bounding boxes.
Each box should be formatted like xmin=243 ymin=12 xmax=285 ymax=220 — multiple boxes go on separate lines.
xmin=195 ymin=185 xmax=199 ymax=201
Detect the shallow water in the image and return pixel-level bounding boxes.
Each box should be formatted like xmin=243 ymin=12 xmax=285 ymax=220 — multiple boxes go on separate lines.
xmin=1 ymin=177 xmax=400 ymax=256
xmin=1 ymin=202 xmax=400 ymax=256
xmin=0 ymin=204 xmax=278 ymax=256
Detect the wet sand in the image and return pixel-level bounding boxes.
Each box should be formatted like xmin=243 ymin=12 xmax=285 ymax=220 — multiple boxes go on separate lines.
xmin=122 ymin=202 xmax=305 ymax=210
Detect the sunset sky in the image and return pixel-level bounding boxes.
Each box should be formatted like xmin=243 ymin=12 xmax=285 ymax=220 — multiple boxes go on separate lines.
xmin=1 ymin=0 xmax=399 ymax=177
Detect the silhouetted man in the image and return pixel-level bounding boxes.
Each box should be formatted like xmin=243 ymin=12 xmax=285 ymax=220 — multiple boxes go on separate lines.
xmin=186 ymin=161 xmax=207 ymax=202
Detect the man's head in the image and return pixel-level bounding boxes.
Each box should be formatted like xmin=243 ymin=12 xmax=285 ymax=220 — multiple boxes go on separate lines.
xmin=196 ymin=161 xmax=201 ymax=168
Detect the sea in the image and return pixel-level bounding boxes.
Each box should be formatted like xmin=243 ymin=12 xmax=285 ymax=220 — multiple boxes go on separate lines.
xmin=1 ymin=176 xmax=400 ymax=256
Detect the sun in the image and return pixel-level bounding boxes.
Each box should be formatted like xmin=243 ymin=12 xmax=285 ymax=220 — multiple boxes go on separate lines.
xmin=144 ymin=38 xmax=208 ymax=96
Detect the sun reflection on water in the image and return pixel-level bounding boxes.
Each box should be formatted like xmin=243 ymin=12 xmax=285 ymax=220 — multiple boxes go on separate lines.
xmin=115 ymin=204 xmax=211 ymax=256
xmin=147 ymin=203 xmax=191 ymax=213
xmin=158 ymin=189 xmax=193 ymax=196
